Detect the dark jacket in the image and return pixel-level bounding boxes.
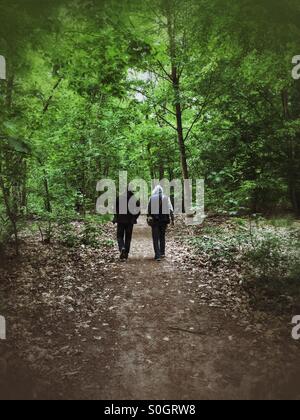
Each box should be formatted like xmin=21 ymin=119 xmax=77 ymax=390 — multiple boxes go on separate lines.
xmin=113 ymin=191 xmax=140 ymax=225
xmin=148 ymin=193 xmax=174 ymax=225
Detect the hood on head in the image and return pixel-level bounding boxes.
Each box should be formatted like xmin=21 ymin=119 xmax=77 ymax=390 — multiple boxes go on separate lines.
xmin=152 ymin=185 xmax=163 ymax=196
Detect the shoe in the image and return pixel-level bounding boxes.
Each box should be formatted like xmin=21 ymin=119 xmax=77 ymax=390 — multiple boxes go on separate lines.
xmin=155 ymin=257 xmax=161 ymax=262
xmin=120 ymin=249 xmax=127 ymax=260
xmin=161 ymin=255 xmax=166 ymax=259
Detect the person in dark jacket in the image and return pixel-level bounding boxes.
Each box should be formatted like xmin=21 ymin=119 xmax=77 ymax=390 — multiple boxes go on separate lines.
xmin=113 ymin=189 xmax=140 ymax=260
xmin=148 ymin=185 xmax=174 ymax=262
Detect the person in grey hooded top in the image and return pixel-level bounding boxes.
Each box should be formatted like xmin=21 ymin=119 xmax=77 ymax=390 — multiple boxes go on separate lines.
xmin=148 ymin=185 xmax=174 ymax=261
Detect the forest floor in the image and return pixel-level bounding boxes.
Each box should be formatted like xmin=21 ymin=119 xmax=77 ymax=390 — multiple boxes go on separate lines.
xmin=0 ymin=217 xmax=299 ymax=400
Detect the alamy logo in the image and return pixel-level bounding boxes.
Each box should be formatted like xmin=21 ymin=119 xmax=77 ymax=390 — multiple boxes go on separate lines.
xmin=0 ymin=55 xmax=6 ymax=80
xmin=292 ymin=316 xmax=300 ymax=341
xmin=96 ymin=171 xmax=206 ymax=226
xmin=0 ymin=316 xmax=6 ymax=340
xmin=292 ymin=56 xmax=300 ymax=80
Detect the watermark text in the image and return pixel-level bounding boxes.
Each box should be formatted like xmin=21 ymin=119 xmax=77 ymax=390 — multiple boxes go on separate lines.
xmin=292 ymin=316 xmax=300 ymax=340
xmin=0 ymin=55 xmax=6 ymax=80
xmin=0 ymin=316 xmax=6 ymax=340
xmin=292 ymin=56 xmax=300 ymax=80
xmin=96 ymin=171 xmax=206 ymax=226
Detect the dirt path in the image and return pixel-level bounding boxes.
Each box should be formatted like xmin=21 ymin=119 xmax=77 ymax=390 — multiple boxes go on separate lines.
xmin=93 ymin=220 xmax=235 ymax=400
xmin=69 ymin=218 xmax=299 ymax=400
xmin=1 ymin=218 xmax=299 ymax=400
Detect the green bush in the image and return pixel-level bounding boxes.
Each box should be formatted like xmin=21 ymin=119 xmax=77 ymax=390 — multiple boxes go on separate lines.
xmin=244 ymin=234 xmax=288 ymax=282
xmin=100 ymin=238 xmax=115 ymax=247
xmin=57 ymin=217 xmax=102 ymax=249
xmin=57 ymin=219 xmax=78 ymax=248
xmin=81 ymin=220 xmax=100 ymax=248
xmin=244 ymin=227 xmax=300 ymax=283
xmin=188 ymin=217 xmax=300 ymax=286
xmin=0 ymin=218 xmax=13 ymax=254
xmin=188 ymin=234 xmax=239 ymax=267
xmin=36 ymin=211 xmax=56 ymax=244
xmin=241 ymin=228 xmax=300 ymax=312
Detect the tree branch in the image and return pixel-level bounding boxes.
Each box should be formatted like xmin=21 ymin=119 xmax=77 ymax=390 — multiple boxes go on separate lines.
xmin=155 ymin=109 xmax=177 ymax=131
xmin=184 ymin=74 xmax=215 ymax=141
xmin=183 ymin=110 xmax=203 ymax=142
xmin=130 ymin=87 xmax=176 ymax=117
xmin=43 ymin=77 xmax=63 ymax=114
xmin=148 ymin=66 xmax=172 ymax=83
xmin=146 ymin=3 xmax=168 ymax=28
xmin=156 ymin=60 xmax=173 ymax=82
xmin=178 ymin=63 xmax=185 ymax=81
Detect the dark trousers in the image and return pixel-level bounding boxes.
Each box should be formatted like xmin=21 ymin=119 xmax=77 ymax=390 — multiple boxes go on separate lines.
xmin=117 ymin=223 xmax=134 ymax=254
xmin=151 ymin=223 xmax=167 ymax=259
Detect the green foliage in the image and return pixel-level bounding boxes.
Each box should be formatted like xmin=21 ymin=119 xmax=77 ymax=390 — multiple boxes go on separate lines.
xmin=242 ymin=227 xmax=300 ymax=313
xmin=189 ymin=234 xmax=239 ymax=267
xmin=37 ymin=214 xmax=55 ymax=245
xmin=0 ymin=0 xmax=300 ymax=256
xmin=57 ymin=219 xmax=78 ymax=248
xmin=0 ymin=217 xmax=13 ymax=253
xmin=57 ymin=217 xmax=103 ymax=249
xmin=100 ymin=238 xmax=115 ymax=248
xmin=81 ymin=220 xmax=101 ymax=248
xmin=189 ymin=217 xmax=299 ymax=278
xmin=188 ymin=217 xmax=300 ymax=312
xmin=0 ymin=136 xmax=31 ymax=155
xmin=244 ymin=228 xmax=300 ymax=281
xmin=244 ymin=234 xmax=290 ymax=282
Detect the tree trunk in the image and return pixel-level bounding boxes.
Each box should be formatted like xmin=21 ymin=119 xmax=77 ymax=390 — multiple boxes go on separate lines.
xmin=6 ymin=74 xmax=14 ymax=109
xmin=21 ymin=161 xmax=28 ymax=214
xmin=0 ymin=177 xmax=19 ymax=255
xmin=159 ymin=160 xmax=165 ymax=180
xmin=42 ymin=168 xmax=52 ymax=213
xmin=2 ymin=71 xmax=20 ymax=254
xmin=282 ymin=89 xmax=299 ymax=215
xmin=166 ymin=2 xmax=189 ymax=181
xmin=147 ymin=143 xmax=155 ymax=179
